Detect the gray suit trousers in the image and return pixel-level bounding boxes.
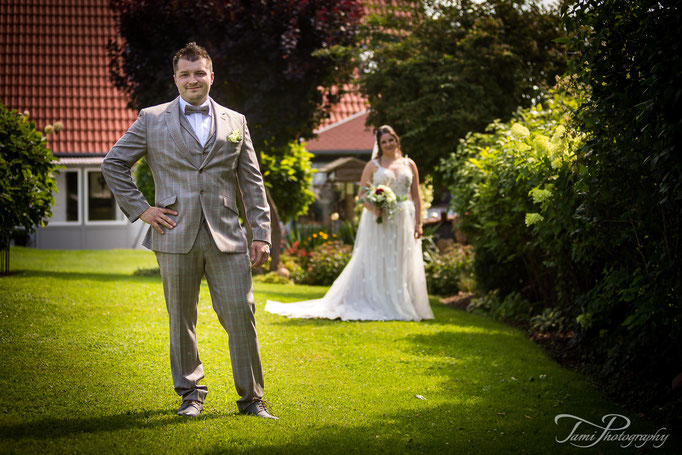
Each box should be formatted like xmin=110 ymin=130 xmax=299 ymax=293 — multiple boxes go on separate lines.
xmin=155 ymin=222 xmax=264 ymax=411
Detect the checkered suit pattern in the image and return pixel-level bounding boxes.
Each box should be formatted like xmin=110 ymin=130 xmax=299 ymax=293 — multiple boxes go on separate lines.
xmin=101 ymin=97 xmax=270 ymax=409
xmin=156 ymin=223 xmax=264 ymax=409
xmin=102 ymin=97 xmax=271 ymax=253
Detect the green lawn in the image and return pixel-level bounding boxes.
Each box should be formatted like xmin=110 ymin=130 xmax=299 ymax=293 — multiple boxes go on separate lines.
xmin=0 ymin=247 xmax=677 ymax=454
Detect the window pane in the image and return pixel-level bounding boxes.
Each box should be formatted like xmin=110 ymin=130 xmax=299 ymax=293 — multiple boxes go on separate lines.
xmin=88 ymin=171 xmax=117 ymax=221
xmin=51 ymin=170 xmax=79 ymax=223
xmin=66 ymin=172 xmax=78 ymax=221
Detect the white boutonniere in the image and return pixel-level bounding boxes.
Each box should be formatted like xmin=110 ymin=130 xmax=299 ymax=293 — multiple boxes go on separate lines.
xmin=228 ymin=129 xmax=242 ymax=143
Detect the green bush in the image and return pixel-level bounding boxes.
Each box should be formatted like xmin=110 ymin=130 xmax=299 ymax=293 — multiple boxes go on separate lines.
xmin=253 ymin=272 xmax=291 ymax=285
xmin=279 ymin=253 xmax=306 ymax=284
xmin=440 ymin=83 xmax=586 ymax=307
xmin=530 ymin=307 xmax=565 ymax=333
xmin=134 ymin=157 xmax=154 ymax=205
xmin=298 ymin=241 xmax=352 ymax=286
xmin=261 ymin=141 xmax=316 ymax=223
xmin=470 ymin=245 xmax=526 ymax=298
xmin=440 ymin=0 xmax=682 ymax=421
xmin=561 ymin=0 xmax=682 ymax=417
xmin=338 ymin=219 xmax=358 ymax=245
xmin=467 ymin=290 xmax=535 ymax=325
xmin=0 ymin=105 xmax=59 ymax=273
xmin=284 ymin=223 xmax=334 ymax=251
xmin=283 ymin=240 xmax=352 ymax=286
xmin=424 ymin=245 xmax=474 ymax=296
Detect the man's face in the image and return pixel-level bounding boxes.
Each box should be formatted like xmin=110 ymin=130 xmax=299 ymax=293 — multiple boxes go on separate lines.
xmin=174 ymin=57 xmax=214 ymax=106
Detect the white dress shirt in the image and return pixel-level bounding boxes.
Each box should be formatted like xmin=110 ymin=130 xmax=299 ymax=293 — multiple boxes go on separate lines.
xmin=179 ymin=97 xmax=212 ymax=147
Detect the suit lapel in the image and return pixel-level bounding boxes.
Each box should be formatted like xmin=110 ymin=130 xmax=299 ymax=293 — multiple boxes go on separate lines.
xmin=165 ymin=97 xmax=197 ymax=168
xmin=201 ymin=98 xmax=228 ymax=168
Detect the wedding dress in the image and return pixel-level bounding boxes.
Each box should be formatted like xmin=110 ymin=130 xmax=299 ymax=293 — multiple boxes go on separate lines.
xmin=264 ymin=158 xmax=434 ymax=321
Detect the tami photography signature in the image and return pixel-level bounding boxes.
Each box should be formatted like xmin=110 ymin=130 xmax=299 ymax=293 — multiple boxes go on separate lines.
xmin=554 ymin=413 xmax=669 ymax=449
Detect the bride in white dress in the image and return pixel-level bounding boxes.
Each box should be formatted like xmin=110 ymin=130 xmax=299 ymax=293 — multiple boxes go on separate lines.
xmin=264 ymin=125 xmax=434 ymax=321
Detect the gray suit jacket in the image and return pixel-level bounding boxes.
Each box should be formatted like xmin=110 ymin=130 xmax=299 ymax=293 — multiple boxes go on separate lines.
xmin=102 ymin=96 xmax=271 ymax=254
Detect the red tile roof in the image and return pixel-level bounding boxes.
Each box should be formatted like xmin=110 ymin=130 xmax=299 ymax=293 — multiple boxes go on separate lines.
xmin=0 ymin=0 xmax=393 ymax=156
xmin=317 ymin=83 xmax=368 ymax=130
xmin=306 ymin=111 xmax=374 ymax=154
xmin=0 ymin=0 xmax=138 ymax=156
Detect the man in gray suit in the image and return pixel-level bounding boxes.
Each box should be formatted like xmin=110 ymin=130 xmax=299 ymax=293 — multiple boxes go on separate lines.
xmin=102 ymin=42 xmax=276 ymax=419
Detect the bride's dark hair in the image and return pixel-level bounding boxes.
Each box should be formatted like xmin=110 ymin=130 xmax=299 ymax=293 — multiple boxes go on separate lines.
xmin=374 ymin=125 xmax=401 ymax=159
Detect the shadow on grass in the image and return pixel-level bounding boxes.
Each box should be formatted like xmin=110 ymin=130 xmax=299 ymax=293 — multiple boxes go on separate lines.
xmin=199 ymin=404 xmax=681 ymax=454
xmin=202 ymin=405 xmax=480 ymax=454
xmin=0 ymin=408 xmax=222 ymax=441
xmin=9 ymin=270 xmax=163 ymax=283
xmin=256 ymin=289 xmax=326 ymax=302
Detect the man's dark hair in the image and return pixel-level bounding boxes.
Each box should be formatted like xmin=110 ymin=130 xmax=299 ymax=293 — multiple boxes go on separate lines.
xmin=173 ymin=42 xmax=212 ymax=73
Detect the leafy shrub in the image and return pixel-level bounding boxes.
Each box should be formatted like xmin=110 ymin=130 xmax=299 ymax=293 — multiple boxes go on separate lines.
xmin=467 ymin=290 xmax=535 ymax=325
xmin=470 ymin=245 xmax=527 ymax=298
xmin=0 ymin=105 xmax=58 ymax=272
xmin=294 ymin=241 xmax=352 ymax=286
xmin=260 ymin=141 xmax=316 ymax=222
xmin=253 ymin=272 xmax=291 ymax=285
xmin=424 ymin=245 xmax=474 ymax=296
xmin=134 ymin=157 xmax=154 ymax=205
xmin=285 ymin=223 xmax=334 ymax=251
xmin=530 ymin=307 xmax=565 ymax=333
xmin=560 ymin=0 xmax=682 ymax=420
xmin=279 ymin=253 xmax=305 ymax=283
xmin=439 ymin=83 xmax=586 ymax=307
xmin=338 ymin=219 xmax=358 ymax=245
xmin=440 ymin=0 xmax=682 ymax=422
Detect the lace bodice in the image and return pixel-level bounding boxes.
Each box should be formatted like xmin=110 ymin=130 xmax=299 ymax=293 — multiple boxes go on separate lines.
xmin=372 ymin=159 xmax=413 ymax=198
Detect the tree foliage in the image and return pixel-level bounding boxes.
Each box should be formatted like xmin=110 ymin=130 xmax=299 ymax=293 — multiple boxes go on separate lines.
xmin=357 ymin=0 xmax=566 ymax=175
xmin=134 ymin=157 xmax=154 ymax=206
xmin=261 ymin=141 xmax=316 ymax=223
xmin=440 ymin=82 xmax=585 ymax=306
xmin=0 ymin=104 xmax=58 ymax=273
xmin=442 ymin=0 xmax=682 ymax=423
xmin=561 ymin=0 xmax=682 ymax=416
xmin=108 ymin=0 xmax=364 ymax=152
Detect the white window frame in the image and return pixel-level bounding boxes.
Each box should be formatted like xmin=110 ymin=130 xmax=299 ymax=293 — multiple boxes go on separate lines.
xmin=49 ymin=168 xmax=83 ymax=226
xmin=84 ymin=167 xmax=127 ymax=226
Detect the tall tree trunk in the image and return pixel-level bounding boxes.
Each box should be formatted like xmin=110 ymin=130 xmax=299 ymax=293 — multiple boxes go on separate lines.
xmin=266 ymin=188 xmax=281 ymax=272
xmin=0 ymin=233 xmax=9 ymax=275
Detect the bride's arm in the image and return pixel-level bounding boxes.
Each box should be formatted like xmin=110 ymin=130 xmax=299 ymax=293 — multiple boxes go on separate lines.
xmin=358 ymin=161 xmax=381 ymax=217
xmin=408 ymin=159 xmax=423 ymax=239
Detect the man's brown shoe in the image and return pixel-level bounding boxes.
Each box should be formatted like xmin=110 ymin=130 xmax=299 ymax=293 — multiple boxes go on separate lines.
xmin=177 ymin=400 xmax=203 ymax=417
xmin=240 ymin=399 xmax=278 ymax=420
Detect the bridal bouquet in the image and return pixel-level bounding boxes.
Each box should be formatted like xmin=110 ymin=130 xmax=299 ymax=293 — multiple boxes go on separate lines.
xmin=361 ymin=184 xmax=398 ymax=224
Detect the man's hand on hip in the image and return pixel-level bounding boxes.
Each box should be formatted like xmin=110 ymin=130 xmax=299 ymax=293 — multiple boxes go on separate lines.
xmin=140 ymin=207 xmax=177 ymax=234
xmin=250 ymin=241 xmax=270 ymax=268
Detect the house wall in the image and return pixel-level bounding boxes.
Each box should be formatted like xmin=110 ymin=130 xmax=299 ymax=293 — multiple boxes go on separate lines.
xmin=33 ymin=162 xmax=147 ymax=250
xmin=35 ymin=221 xmax=146 ymax=250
